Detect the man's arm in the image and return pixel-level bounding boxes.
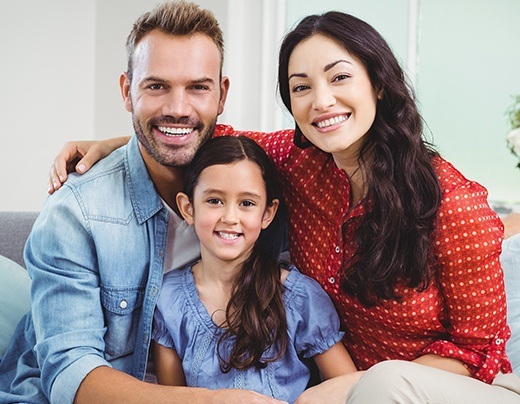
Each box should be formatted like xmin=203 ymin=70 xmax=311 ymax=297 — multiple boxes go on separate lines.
xmin=75 ymin=366 xmax=287 ymax=404
xmin=49 ymin=136 xmax=130 ymax=194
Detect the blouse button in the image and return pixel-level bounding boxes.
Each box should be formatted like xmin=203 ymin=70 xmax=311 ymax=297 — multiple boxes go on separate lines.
xmin=120 ymin=300 xmax=128 ymax=309
xmin=495 ymin=338 xmax=504 ymax=345
xmin=329 ymin=277 xmax=335 ymax=284
xmin=335 ymin=246 xmax=340 ymax=253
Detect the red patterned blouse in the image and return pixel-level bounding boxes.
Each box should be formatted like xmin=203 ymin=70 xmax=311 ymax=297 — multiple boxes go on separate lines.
xmin=217 ymin=125 xmax=512 ymax=383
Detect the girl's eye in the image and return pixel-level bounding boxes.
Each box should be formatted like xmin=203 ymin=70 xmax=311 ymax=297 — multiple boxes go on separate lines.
xmin=240 ymin=200 xmax=256 ymax=207
xmin=332 ymin=73 xmax=351 ymax=83
xmin=207 ymin=198 xmax=222 ymax=205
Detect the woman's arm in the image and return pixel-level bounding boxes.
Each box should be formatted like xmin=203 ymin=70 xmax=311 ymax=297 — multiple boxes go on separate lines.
xmin=412 ymin=354 xmax=470 ymax=376
xmin=154 ymin=341 xmax=187 ymax=386
xmin=49 ymin=136 xmax=130 ymax=194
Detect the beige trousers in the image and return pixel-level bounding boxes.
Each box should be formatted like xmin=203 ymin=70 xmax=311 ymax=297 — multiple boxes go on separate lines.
xmin=346 ymin=360 xmax=520 ymax=403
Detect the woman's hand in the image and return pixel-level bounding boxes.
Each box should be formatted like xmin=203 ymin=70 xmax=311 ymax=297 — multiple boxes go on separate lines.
xmin=48 ymin=136 xmax=130 ymax=194
xmin=294 ymin=371 xmax=365 ymax=404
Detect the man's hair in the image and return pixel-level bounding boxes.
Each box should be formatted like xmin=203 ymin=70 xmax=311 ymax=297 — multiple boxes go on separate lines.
xmin=125 ymin=0 xmax=224 ymax=82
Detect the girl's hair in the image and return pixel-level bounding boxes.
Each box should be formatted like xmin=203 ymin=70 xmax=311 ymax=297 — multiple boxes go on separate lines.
xmin=183 ymin=135 xmax=288 ymax=371
xmin=278 ymin=12 xmax=442 ymax=305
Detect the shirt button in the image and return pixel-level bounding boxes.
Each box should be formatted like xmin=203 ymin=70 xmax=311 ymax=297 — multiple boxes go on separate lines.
xmin=120 ymin=300 xmax=128 ymax=309
xmin=329 ymin=277 xmax=335 ymax=284
xmin=335 ymin=246 xmax=340 ymax=253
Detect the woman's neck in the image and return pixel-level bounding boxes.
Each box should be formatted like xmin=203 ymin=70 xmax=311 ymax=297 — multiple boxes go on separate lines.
xmin=333 ymin=153 xmax=367 ymax=206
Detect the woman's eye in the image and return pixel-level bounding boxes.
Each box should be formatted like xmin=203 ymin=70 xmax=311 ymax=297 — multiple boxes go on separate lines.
xmin=333 ymin=73 xmax=350 ymax=83
xmin=292 ymin=84 xmax=309 ymax=93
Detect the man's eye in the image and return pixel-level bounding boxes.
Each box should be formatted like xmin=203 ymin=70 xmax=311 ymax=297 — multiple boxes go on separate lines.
xmin=149 ymin=84 xmax=164 ymax=90
xmin=191 ymin=84 xmax=209 ymax=91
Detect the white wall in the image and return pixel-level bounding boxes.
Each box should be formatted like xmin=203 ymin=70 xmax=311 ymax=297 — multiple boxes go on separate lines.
xmin=0 ymin=0 xmax=96 ymax=211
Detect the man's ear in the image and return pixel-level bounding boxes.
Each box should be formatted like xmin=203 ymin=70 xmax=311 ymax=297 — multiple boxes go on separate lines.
xmin=176 ymin=192 xmax=194 ymax=225
xmin=120 ymin=72 xmax=132 ymax=113
xmin=261 ymin=199 xmax=279 ymax=230
xmin=217 ymin=75 xmax=230 ymax=116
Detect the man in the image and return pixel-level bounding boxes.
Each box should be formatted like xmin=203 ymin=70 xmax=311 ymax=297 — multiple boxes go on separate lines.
xmin=0 ymin=2 xmax=285 ymax=403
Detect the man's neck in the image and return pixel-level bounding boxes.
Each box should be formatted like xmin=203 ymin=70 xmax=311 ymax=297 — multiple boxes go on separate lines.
xmin=139 ymin=150 xmax=184 ymax=215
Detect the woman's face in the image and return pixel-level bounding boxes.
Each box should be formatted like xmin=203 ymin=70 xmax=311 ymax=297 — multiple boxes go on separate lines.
xmin=288 ymin=34 xmax=378 ymax=163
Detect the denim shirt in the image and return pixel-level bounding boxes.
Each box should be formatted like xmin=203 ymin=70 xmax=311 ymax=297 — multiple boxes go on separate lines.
xmin=1 ymin=136 xmax=168 ymax=404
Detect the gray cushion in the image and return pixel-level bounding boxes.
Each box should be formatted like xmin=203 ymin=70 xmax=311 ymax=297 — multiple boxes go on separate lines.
xmin=0 ymin=211 xmax=39 ymax=268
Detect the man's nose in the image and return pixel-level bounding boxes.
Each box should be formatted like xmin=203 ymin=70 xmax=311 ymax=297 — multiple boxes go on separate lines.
xmin=162 ymin=89 xmax=193 ymax=118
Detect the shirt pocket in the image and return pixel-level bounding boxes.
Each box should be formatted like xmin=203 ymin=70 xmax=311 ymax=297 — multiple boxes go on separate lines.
xmin=100 ymin=285 xmax=145 ymax=360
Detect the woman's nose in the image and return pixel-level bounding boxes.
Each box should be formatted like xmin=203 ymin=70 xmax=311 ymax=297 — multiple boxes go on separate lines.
xmin=312 ymin=84 xmax=336 ymax=111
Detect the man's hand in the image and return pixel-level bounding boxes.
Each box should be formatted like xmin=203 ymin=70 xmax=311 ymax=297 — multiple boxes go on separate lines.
xmin=48 ymin=136 xmax=130 ymax=194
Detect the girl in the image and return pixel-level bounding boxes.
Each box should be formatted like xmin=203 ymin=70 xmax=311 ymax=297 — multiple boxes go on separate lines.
xmin=151 ymin=135 xmax=357 ymax=403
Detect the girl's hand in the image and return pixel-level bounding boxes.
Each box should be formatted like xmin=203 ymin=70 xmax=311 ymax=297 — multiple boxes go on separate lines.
xmin=294 ymin=371 xmax=365 ymax=404
xmin=48 ymin=136 xmax=130 ymax=194
xmin=210 ymin=390 xmax=288 ymax=404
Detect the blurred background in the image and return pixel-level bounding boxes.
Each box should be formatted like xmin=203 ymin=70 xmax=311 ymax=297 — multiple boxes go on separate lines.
xmin=1 ymin=0 xmax=519 ymax=211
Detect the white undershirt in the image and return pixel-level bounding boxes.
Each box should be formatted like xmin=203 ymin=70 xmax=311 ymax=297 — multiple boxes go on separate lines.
xmin=162 ymin=201 xmax=200 ymax=274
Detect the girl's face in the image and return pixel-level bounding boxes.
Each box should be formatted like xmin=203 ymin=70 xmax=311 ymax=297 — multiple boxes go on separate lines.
xmin=177 ymin=160 xmax=278 ymax=265
xmin=288 ymin=34 xmax=378 ymax=164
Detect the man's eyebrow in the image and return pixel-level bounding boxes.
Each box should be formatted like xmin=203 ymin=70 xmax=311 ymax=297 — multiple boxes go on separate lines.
xmin=191 ymin=76 xmax=216 ymax=85
xmin=288 ymin=59 xmax=353 ymax=81
xmin=140 ymin=76 xmax=216 ymax=85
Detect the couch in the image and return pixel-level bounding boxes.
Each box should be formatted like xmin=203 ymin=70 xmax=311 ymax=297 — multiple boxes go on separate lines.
xmin=1 ymin=211 xmax=519 ymax=375
xmin=0 ymin=211 xmax=39 ymax=268
xmin=0 ymin=211 xmax=38 ymax=356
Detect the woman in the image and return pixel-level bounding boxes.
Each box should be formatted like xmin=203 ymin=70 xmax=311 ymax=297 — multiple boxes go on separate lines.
xmin=49 ymin=11 xmax=518 ymax=403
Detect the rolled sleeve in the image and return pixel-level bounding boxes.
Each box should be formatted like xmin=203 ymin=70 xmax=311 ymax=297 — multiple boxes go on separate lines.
xmin=429 ymin=174 xmax=511 ymax=382
xmin=51 ymin=354 xmax=111 ymax=404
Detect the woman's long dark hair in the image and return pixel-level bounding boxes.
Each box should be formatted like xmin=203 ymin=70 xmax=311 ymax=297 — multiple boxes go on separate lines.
xmin=183 ymin=135 xmax=288 ymax=371
xmin=278 ymin=12 xmax=442 ymax=305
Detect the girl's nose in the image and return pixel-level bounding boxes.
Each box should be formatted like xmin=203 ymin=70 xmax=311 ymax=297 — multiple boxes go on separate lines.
xmin=221 ymin=206 xmax=239 ymax=224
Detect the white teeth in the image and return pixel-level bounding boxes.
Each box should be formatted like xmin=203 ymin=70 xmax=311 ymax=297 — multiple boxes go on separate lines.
xmin=316 ymin=115 xmax=348 ymax=128
xmin=218 ymin=232 xmax=239 ymax=240
xmin=158 ymin=126 xmax=193 ymax=136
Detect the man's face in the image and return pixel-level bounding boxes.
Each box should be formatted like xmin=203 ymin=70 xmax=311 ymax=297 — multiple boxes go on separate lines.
xmin=121 ymin=30 xmax=229 ymax=168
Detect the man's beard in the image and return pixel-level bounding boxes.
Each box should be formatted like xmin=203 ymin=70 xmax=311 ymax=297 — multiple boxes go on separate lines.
xmin=132 ymin=114 xmax=217 ymax=168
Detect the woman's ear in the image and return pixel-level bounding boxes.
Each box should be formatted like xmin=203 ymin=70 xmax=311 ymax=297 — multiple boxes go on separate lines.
xmin=176 ymin=192 xmax=194 ymax=225
xmin=261 ymin=199 xmax=280 ymax=230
